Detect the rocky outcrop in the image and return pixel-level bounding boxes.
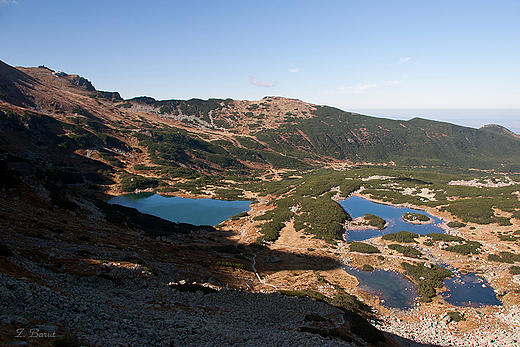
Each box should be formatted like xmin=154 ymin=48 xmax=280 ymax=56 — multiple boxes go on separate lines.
xmin=0 ymin=259 xmax=359 ymax=347
xmin=0 ymin=60 xmax=36 ymax=107
xmin=70 ymin=76 xmax=96 ymax=92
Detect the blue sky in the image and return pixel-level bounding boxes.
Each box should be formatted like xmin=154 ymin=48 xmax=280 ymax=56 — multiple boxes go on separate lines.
xmin=1 ymin=1 xmax=520 ymax=132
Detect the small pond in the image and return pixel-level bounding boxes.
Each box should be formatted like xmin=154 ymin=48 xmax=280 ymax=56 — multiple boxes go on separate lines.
xmin=441 ymin=273 xmax=502 ymax=307
xmin=339 ymin=196 xmax=446 ymax=241
xmin=108 ymin=193 xmax=251 ymax=226
xmin=343 ymin=266 xmax=418 ymax=309
xmin=341 ymin=196 xmax=502 ymax=308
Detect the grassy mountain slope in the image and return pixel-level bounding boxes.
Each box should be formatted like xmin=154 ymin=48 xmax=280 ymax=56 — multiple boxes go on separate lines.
xmin=2 ymin=61 xmax=520 ymax=178
xmin=3 ymin=62 xmax=520 ymax=346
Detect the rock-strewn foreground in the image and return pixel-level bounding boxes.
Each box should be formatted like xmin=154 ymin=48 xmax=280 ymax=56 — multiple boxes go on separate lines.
xmin=375 ymin=310 xmax=520 ymax=347
xmin=2 ymin=61 xmax=520 ymax=346
xmin=0 ymin=258 xmax=358 ymax=347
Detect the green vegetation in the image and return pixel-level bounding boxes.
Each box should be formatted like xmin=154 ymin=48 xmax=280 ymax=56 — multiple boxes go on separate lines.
xmin=388 ymin=244 xmax=423 ymax=258
xmin=119 ymin=173 xmax=160 ymax=192
xmin=250 ymin=105 xmax=520 ymax=171
xmin=279 ymin=289 xmax=371 ymax=317
xmin=509 ymin=266 xmax=520 ymax=275
xmin=440 ymin=198 xmax=513 ymax=226
xmin=258 ymin=220 xmax=285 ymax=242
xmin=426 ymin=233 xmax=465 ymax=242
xmin=133 ymin=164 xmax=160 ymax=171
xmin=447 ymin=221 xmax=467 ymax=228
xmin=447 ymin=311 xmax=466 ymax=322
xmin=294 ymin=195 xmax=348 ymax=240
xmin=403 ymin=213 xmax=431 ymax=223
xmin=362 ymin=214 xmax=386 ymax=229
xmin=362 ymin=264 xmax=374 ymax=271
xmin=281 ymin=289 xmax=383 ymax=344
xmin=349 ymin=242 xmax=380 ymax=254
xmin=214 ymin=188 xmax=245 ymax=200
xmin=499 ymin=234 xmax=519 ymax=242
xmin=250 ymin=170 xmax=361 ymax=242
xmin=488 ymin=252 xmax=520 ymax=263
xmin=216 ymin=261 xmax=247 ymax=270
xmin=345 ymin=311 xmax=386 ymax=345
xmin=424 ymin=233 xmax=481 ymax=255
xmin=230 ymin=212 xmax=248 ymax=220
xmin=122 ymin=256 xmax=144 ymax=264
xmin=445 ymin=241 xmax=482 ymax=255
xmin=382 ymin=230 xmax=419 ymax=243
xmin=401 ymin=262 xmax=453 ymax=301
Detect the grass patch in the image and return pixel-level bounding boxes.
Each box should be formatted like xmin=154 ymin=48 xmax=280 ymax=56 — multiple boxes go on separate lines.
xmin=447 ymin=221 xmax=467 ymax=228
xmin=426 ymin=232 xmax=465 ymax=242
xmin=445 ymin=241 xmax=482 ymax=255
xmin=510 ymin=266 xmax=520 ymax=275
xmin=362 ymin=264 xmax=374 ymax=271
xmin=362 ymin=214 xmax=386 ymax=229
xmin=382 ymin=230 xmax=419 ymax=243
xmin=401 ymin=262 xmax=453 ymax=301
xmin=349 ymin=242 xmax=380 ymax=254
xmin=216 ymin=261 xmax=247 ymax=270
xmin=403 ymin=213 xmax=431 ymax=223
xmin=488 ymin=252 xmax=520 ymax=263
xmin=388 ymin=244 xmax=423 ymax=258
xmin=447 ymin=311 xmax=466 ymax=322
xmin=230 ymin=211 xmax=248 ymax=220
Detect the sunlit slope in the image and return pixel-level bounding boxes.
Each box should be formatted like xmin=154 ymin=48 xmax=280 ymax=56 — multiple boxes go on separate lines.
xmin=253 ymin=106 xmax=520 ymax=170
xmin=2 ymin=61 xmax=520 ymax=172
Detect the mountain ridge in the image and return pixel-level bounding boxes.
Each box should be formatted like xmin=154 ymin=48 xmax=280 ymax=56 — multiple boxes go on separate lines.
xmin=2 ymin=61 xmax=520 ymax=346
xmin=2 ymin=61 xmax=520 ymax=174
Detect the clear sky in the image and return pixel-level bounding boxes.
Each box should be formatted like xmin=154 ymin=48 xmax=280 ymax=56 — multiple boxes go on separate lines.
xmin=1 ymin=1 xmax=520 ymax=132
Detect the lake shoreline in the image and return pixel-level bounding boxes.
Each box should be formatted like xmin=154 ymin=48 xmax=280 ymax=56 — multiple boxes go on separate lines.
xmin=348 ymin=192 xmax=462 ymax=235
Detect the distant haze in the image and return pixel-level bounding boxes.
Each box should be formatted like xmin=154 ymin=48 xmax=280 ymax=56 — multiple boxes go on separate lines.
xmin=2 ymin=1 xmax=519 ymax=132
xmin=356 ymin=109 xmax=520 ymax=134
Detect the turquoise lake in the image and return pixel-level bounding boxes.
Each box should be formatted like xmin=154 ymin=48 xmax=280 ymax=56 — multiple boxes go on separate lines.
xmin=108 ymin=193 xmax=251 ymax=226
xmin=339 ymin=196 xmax=446 ymax=241
xmin=109 ymin=193 xmax=502 ymax=308
xmin=440 ymin=273 xmax=502 ymax=307
xmin=343 ymin=266 xmax=418 ymax=309
xmin=339 ymin=196 xmax=502 ymax=308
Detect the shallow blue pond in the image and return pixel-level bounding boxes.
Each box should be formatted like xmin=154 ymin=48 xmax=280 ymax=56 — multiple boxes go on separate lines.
xmin=108 ymin=193 xmax=251 ymax=226
xmin=340 ymin=196 xmax=502 ymax=307
xmin=343 ymin=266 xmax=418 ymax=309
xmin=339 ymin=196 xmax=446 ymax=241
xmin=441 ymin=273 xmax=502 ymax=307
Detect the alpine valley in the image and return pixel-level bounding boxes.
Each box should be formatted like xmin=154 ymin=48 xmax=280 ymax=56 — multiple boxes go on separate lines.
xmin=1 ymin=61 xmax=520 ymax=346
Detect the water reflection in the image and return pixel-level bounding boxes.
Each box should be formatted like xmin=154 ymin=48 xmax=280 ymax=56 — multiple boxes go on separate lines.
xmin=343 ymin=266 xmax=418 ymax=309
xmin=340 ymin=196 xmax=502 ymax=307
xmin=108 ymin=193 xmax=251 ymax=226
xmin=441 ymin=273 xmax=502 ymax=307
xmin=339 ymin=196 xmax=446 ymax=241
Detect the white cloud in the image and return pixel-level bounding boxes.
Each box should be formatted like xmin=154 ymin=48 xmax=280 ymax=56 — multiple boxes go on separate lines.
xmin=288 ymin=68 xmax=300 ymax=73
xmin=386 ymin=80 xmax=401 ymax=85
xmin=397 ymin=57 xmax=411 ymax=64
xmin=0 ymin=0 xmax=18 ymax=7
xmin=249 ymin=76 xmax=275 ymax=87
xmin=338 ymin=83 xmax=379 ymax=94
